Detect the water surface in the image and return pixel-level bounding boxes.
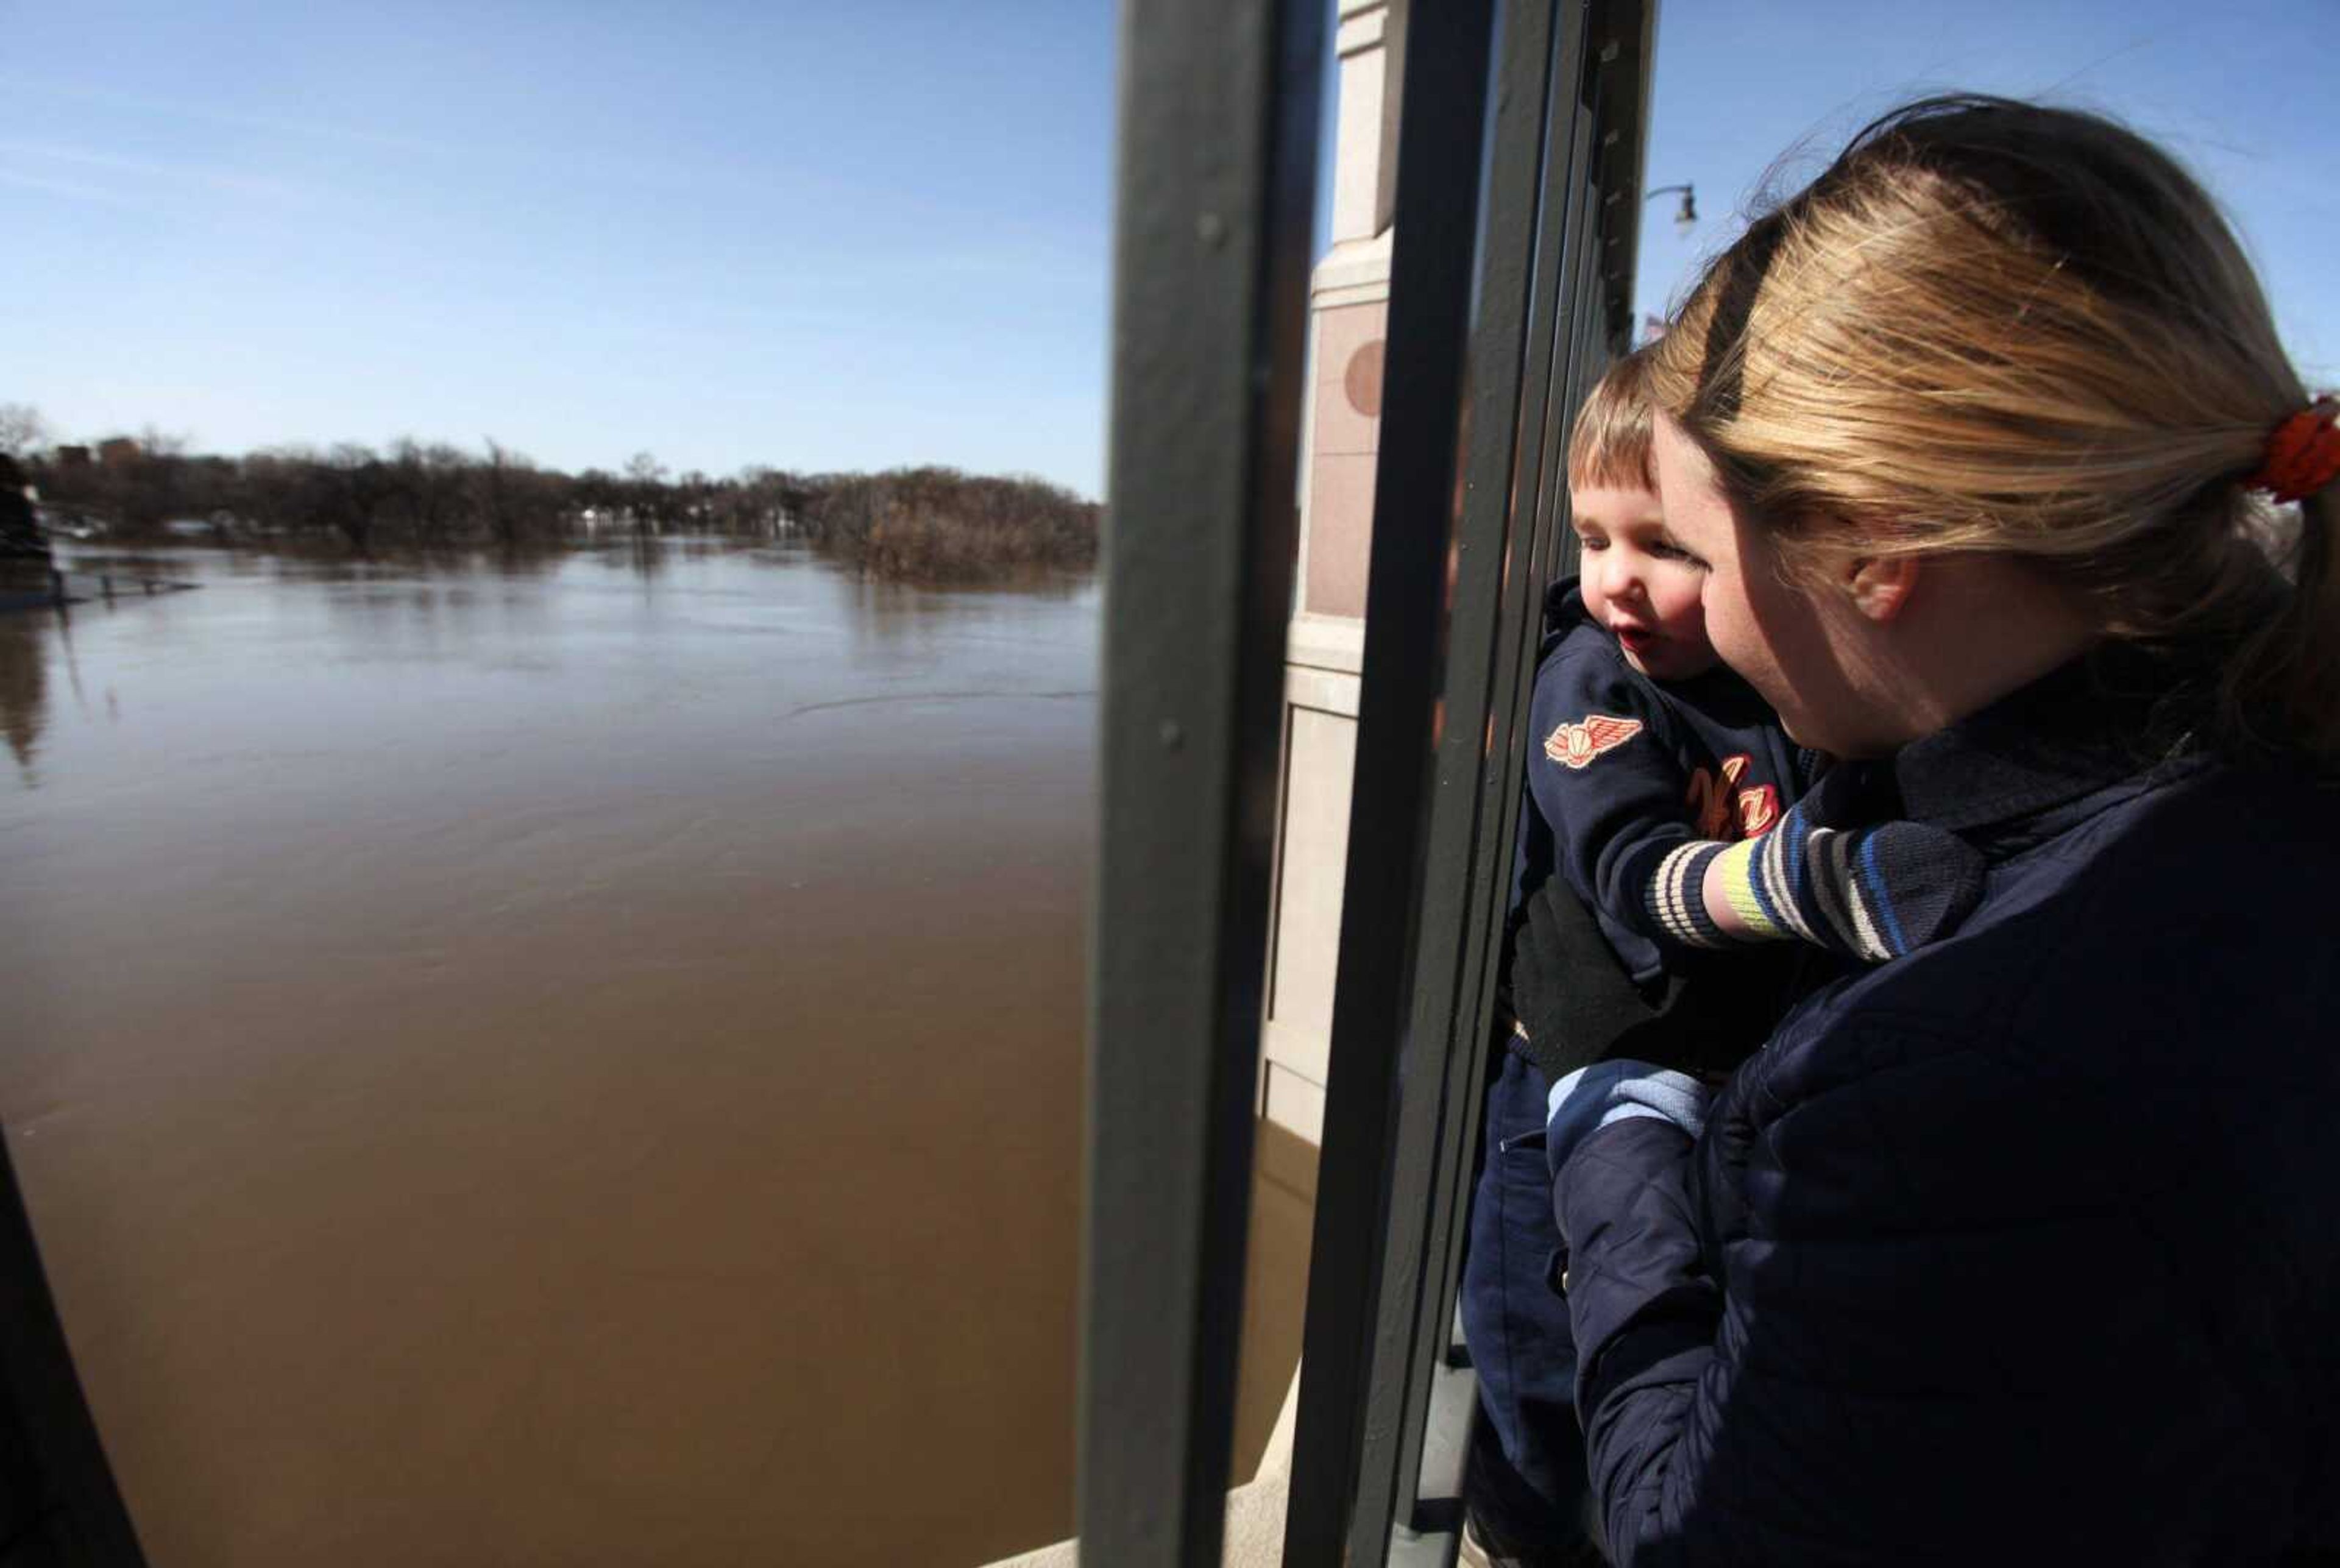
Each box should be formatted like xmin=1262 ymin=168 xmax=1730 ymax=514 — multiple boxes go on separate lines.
xmin=1 ymin=541 xmax=1128 ymax=1566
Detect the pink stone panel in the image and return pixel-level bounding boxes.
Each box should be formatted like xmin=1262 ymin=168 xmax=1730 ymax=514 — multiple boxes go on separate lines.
xmin=1300 ymin=299 xmax=1389 ymax=622
xmin=1303 ymin=452 xmax=1378 ymax=619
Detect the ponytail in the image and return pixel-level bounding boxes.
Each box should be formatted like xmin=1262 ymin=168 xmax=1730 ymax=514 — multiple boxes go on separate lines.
xmin=2232 ymin=486 xmax=2340 ymax=765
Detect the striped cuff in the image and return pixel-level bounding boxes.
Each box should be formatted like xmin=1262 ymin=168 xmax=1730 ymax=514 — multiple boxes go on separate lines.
xmin=1746 ymin=810 xmax=1899 ymax=962
xmin=1818 ymin=829 xmax=1898 ymax=961
xmin=1647 ymin=840 xmax=1733 ymax=948
xmin=1711 ymin=835 xmax=1790 ymax=940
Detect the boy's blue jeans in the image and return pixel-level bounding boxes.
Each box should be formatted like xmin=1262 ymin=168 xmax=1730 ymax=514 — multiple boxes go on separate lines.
xmin=1460 ymin=1046 xmax=1593 ymax=1547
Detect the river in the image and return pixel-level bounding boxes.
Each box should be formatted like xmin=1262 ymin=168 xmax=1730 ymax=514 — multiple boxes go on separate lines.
xmin=0 ymin=541 xmax=1310 ymax=1567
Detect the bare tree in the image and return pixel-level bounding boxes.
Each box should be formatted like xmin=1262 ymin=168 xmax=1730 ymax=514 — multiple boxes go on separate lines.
xmin=326 ymin=443 xmax=391 ymax=553
xmin=476 ymin=439 xmax=562 ymax=547
xmin=624 ymin=451 xmax=673 ymax=534
xmin=0 ymin=403 xmax=48 ymax=458
xmin=478 ymin=439 xmax=521 ymax=547
xmin=386 ymin=438 xmax=469 ymax=545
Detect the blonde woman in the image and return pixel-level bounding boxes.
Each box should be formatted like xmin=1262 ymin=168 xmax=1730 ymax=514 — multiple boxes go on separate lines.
xmin=1523 ymin=96 xmax=2340 ymax=1565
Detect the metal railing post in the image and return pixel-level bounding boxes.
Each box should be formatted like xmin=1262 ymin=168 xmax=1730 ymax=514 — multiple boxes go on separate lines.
xmin=1077 ymin=0 xmax=1325 ymax=1561
xmin=1280 ymin=0 xmax=1503 ymax=1556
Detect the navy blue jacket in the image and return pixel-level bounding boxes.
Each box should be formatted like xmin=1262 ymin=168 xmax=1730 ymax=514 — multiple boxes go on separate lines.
xmin=1551 ymin=651 xmax=2340 ymax=1564
xmin=1520 ymin=582 xmax=1810 ymax=985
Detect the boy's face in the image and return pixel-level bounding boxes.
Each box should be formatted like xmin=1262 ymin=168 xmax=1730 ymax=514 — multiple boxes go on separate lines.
xmin=1570 ymin=481 xmax=1720 ymax=681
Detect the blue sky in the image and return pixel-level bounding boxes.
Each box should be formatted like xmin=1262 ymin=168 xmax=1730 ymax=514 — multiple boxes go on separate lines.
xmin=1629 ymin=0 xmax=2336 ymax=389
xmin=1 ymin=1 xmax=1118 ymax=490
xmin=2 ymin=1 xmax=2330 ymax=498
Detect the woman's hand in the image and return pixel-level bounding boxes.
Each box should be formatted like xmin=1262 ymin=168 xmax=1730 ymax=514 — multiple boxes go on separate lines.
xmin=1508 ymin=873 xmax=1786 ymax=1079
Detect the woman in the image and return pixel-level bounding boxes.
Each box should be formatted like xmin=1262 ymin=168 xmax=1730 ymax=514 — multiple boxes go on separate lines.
xmin=1527 ymin=96 xmax=2340 ymax=1564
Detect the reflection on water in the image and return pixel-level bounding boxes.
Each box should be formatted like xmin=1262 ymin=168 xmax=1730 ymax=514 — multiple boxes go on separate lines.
xmin=0 ymin=609 xmax=46 ymax=782
xmin=0 ymin=541 xmax=1310 ymax=1568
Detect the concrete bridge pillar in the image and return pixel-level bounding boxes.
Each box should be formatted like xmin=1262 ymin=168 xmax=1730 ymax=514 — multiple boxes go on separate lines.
xmin=1258 ymin=0 xmax=1400 ymax=1144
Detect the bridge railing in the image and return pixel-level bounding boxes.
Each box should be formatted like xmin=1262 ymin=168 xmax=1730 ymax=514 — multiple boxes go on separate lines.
xmin=1080 ymin=0 xmax=1654 ymax=1562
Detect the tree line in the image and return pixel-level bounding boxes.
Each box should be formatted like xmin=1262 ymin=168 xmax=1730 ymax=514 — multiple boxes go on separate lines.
xmin=0 ymin=406 xmax=1098 ymax=583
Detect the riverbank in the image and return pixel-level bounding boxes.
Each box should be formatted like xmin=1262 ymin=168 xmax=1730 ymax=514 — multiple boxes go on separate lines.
xmin=24 ymin=444 xmax=1099 ymax=586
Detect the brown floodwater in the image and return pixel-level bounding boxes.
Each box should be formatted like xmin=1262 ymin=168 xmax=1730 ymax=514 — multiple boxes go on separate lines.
xmin=0 ymin=541 xmax=1308 ymax=1567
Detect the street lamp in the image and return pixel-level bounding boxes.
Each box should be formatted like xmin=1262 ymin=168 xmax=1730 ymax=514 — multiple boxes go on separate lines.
xmin=1644 ymin=182 xmax=1696 ymax=235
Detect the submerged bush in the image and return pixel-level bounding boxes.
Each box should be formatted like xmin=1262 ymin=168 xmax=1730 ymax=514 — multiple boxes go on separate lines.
xmin=796 ymin=467 xmax=1099 ymax=583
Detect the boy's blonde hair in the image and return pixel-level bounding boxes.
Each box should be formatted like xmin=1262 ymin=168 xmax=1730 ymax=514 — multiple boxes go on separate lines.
xmin=1566 ymin=348 xmax=1658 ymax=492
xmin=1647 ymin=95 xmax=2335 ymax=762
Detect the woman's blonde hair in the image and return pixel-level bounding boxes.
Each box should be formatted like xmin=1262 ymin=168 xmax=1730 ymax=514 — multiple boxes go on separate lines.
xmin=1647 ymin=95 xmax=2336 ymax=762
xmin=1567 ymin=347 xmax=1657 ymax=491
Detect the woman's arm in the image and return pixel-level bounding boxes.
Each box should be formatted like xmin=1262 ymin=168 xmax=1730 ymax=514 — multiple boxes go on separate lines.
xmin=1547 ymin=1026 xmax=2252 ymax=1567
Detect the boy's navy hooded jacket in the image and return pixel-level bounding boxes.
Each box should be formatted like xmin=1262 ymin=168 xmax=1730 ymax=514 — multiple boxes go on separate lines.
xmin=1543 ymin=650 xmax=2340 ymax=1565
xmin=1505 ymin=580 xmax=1815 ymax=1079
xmin=1519 ymin=580 xmax=1808 ymax=986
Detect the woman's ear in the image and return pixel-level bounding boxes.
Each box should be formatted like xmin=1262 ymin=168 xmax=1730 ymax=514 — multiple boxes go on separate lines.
xmin=1844 ymin=555 xmax=1919 ymax=622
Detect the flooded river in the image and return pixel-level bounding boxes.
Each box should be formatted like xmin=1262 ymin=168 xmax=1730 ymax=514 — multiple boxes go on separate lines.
xmin=0 ymin=542 xmax=1307 ymax=1567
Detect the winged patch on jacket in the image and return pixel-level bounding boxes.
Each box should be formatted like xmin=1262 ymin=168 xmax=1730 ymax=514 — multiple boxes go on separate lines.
xmin=1545 ymin=712 xmax=1644 ymax=770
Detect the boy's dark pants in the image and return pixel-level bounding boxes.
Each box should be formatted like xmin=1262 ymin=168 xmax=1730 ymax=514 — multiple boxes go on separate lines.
xmin=1458 ymin=879 xmax=1805 ymax=1560
xmin=1460 ymin=1046 xmax=1598 ymax=1558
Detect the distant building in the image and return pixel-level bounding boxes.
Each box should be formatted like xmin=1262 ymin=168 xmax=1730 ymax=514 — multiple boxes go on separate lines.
xmin=55 ymin=445 xmax=91 ymax=470
xmin=97 ymin=437 xmax=141 ymax=469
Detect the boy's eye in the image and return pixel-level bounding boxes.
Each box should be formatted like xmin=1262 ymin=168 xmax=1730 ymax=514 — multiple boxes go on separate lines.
xmin=1653 ymin=541 xmax=1706 ymax=567
xmin=1576 ymin=534 xmax=1606 ymax=551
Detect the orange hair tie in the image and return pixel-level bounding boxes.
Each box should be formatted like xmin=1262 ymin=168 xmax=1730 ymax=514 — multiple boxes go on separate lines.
xmin=2247 ymin=397 xmax=2340 ymax=505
